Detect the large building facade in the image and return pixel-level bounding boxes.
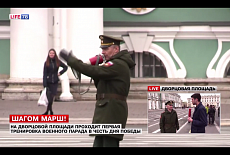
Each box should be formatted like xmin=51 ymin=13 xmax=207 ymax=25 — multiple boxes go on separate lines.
xmin=187 ymin=94 xmax=220 ymax=108
xmin=148 ymin=93 xmax=182 ymax=110
xmin=0 ymin=8 xmax=230 ymax=124
xmin=201 ymin=94 xmax=220 ymax=108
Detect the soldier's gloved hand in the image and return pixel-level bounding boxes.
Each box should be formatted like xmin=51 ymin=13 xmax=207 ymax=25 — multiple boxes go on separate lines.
xmin=59 ymin=49 xmax=72 ymax=62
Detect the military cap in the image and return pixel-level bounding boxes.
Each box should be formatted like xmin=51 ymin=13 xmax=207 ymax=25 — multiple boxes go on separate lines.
xmin=165 ymin=100 xmax=174 ymax=106
xmin=99 ymin=35 xmax=123 ymax=48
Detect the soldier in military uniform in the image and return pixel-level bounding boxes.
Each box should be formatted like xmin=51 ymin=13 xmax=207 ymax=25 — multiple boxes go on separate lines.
xmin=59 ymin=35 xmax=135 ymax=147
xmin=159 ymin=100 xmax=179 ymax=133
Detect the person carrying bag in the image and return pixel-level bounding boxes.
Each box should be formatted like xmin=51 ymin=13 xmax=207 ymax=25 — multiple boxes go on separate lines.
xmin=42 ymin=48 xmax=68 ymax=115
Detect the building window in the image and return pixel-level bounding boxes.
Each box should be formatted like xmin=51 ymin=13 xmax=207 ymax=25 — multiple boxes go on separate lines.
xmin=224 ymin=62 xmax=230 ymax=77
xmin=143 ymin=52 xmax=154 ymax=77
xmin=226 ymin=68 xmax=230 ymax=77
xmin=130 ymin=51 xmax=135 ymax=78
xmin=130 ymin=51 xmax=167 ymax=78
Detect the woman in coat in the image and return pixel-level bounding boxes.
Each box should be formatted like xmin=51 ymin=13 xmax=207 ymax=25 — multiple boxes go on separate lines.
xmin=43 ymin=48 xmax=68 ymax=115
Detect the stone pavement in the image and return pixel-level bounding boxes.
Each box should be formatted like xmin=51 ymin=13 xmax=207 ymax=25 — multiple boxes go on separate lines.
xmin=0 ymin=99 xmax=147 ymax=124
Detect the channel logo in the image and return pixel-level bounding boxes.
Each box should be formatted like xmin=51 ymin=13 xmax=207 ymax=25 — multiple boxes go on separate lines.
xmin=9 ymin=14 xmax=29 ymax=20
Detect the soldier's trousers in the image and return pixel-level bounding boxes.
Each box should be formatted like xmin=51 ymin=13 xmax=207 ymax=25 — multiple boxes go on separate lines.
xmin=93 ymin=136 xmax=119 ymax=147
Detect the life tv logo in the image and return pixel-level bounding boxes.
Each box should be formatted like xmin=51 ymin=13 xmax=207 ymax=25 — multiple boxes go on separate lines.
xmin=9 ymin=14 xmax=29 ymax=20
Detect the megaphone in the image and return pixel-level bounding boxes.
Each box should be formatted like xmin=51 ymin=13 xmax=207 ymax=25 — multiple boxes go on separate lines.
xmin=71 ymin=53 xmax=105 ymax=80
xmin=71 ymin=54 xmax=106 ymax=95
xmin=85 ymin=54 xmax=106 ymax=65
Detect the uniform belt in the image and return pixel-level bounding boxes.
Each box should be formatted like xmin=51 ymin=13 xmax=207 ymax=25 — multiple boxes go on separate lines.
xmin=164 ymin=124 xmax=176 ymax=127
xmin=96 ymin=93 xmax=126 ymax=101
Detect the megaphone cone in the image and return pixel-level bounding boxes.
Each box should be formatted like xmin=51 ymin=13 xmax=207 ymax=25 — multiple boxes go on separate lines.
xmin=85 ymin=54 xmax=105 ymax=65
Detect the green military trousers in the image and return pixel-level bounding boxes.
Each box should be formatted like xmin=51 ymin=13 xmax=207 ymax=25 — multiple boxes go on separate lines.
xmin=93 ymin=136 xmax=120 ymax=147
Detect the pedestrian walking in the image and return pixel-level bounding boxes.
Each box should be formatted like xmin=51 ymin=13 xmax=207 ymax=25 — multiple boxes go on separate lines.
xmin=218 ymin=106 xmax=220 ymax=117
xmin=42 ymin=48 xmax=68 ymax=115
xmin=213 ymin=105 xmax=216 ymax=123
xmin=188 ymin=93 xmax=207 ymax=133
xmin=208 ymin=105 xmax=215 ymax=125
xmin=159 ymin=100 xmax=179 ymax=133
xmin=205 ymin=104 xmax=209 ymax=115
xmin=205 ymin=104 xmax=209 ymax=123
xmin=59 ymin=35 xmax=136 ymax=147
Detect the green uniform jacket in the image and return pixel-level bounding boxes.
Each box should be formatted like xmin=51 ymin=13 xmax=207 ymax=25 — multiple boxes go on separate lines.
xmin=66 ymin=50 xmax=135 ymax=141
xmin=159 ymin=109 xmax=179 ymax=133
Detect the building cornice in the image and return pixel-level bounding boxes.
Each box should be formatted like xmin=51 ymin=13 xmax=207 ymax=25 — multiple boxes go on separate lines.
xmin=104 ymin=26 xmax=230 ymax=40
xmin=104 ymin=21 xmax=230 ymax=27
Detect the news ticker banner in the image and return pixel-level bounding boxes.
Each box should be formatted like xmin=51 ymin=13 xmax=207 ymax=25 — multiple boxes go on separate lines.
xmin=148 ymin=86 xmax=217 ymax=92
xmin=9 ymin=115 xmax=142 ymax=134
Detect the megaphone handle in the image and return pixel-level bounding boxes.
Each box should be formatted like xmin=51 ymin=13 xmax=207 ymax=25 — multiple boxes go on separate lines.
xmin=71 ymin=68 xmax=79 ymax=80
xmin=79 ymin=55 xmax=100 ymax=95
xmin=79 ymin=88 xmax=90 ymax=95
xmin=95 ymin=54 xmax=100 ymax=66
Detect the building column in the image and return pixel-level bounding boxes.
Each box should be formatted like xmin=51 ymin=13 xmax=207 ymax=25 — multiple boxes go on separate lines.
xmin=53 ymin=8 xmax=73 ymax=101
xmin=148 ymin=99 xmax=152 ymax=110
xmin=156 ymin=100 xmax=159 ymax=109
xmin=2 ymin=8 xmax=50 ymax=100
xmin=66 ymin=8 xmax=103 ymax=80
xmin=162 ymin=102 xmax=165 ymax=109
xmin=10 ymin=8 xmax=49 ymax=79
xmin=152 ymin=101 xmax=155 ymax=110
xmin=152 ymin=94 xmax=156 ymax=109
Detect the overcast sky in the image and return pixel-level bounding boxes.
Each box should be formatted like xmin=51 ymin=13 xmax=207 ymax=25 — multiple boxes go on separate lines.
xmin=178 ymin=93 xmax=221 ymax=102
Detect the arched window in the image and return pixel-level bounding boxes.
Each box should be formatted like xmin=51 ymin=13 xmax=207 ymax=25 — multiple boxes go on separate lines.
xmin=224 ymin=61 xmax=230 ymax=77
xmin=129 ymin=51 xmax=167 ymax=78
xmin=129 ymin=51 xmax=135 ymax=78
xmin=226 ymin=67 xmax=230 ymax=77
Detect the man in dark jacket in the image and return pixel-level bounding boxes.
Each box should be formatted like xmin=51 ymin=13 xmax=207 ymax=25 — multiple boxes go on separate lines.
xmin=188 ymin=93 xmax=207 ymax=133
xmin=218 ymin=106 xmax=220 ymax=117
xmin=208 ymin=105 xmax=215 ymax=125
xmin=59 ymin=35 xmax=136 ymax=147
xmin=160 ymin=100 xmax=179 ymax=133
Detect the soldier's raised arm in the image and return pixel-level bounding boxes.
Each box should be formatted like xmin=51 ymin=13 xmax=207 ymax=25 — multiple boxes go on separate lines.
xmin=66 ymin=54 xmax=122 ymax=80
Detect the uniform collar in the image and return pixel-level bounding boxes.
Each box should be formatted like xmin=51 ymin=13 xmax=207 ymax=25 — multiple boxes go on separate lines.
xmin=165 ymin=108 xmax=174 ymax=113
